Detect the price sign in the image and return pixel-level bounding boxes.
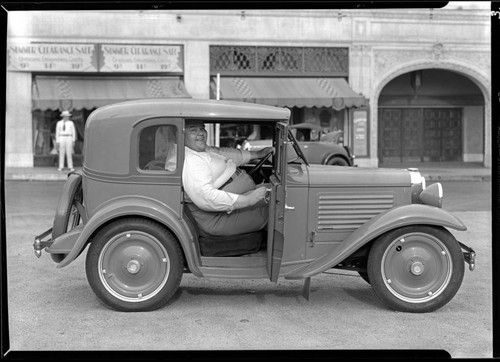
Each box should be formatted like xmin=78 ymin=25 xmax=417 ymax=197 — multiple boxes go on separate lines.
xmin=8 ymin=43 xmax=98 ymax=72
xmin=100 ymin=44 xmax=183 ymax=72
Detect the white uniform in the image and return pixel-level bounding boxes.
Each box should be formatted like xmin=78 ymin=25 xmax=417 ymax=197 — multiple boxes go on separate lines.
xmin=55 ymin=118 xmax=76 ymax=170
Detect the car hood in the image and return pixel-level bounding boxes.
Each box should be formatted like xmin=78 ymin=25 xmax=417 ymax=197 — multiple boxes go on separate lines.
xmin=306 ymin=164 xmax=412 ymax=187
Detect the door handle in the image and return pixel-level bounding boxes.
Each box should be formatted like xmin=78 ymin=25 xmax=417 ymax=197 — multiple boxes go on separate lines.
xmin=285 ymin=204 xmax=295 ymax=210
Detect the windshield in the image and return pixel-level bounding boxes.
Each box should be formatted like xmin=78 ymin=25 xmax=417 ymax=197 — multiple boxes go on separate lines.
xmin=287 ymin=129 xmax=309 ymax=165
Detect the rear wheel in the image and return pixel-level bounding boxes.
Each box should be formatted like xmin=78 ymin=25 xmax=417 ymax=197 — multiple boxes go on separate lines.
xmin=85 ymin=218 xmax=184 ymax=312
xmin=367 ymin=226 xmax=464 ymax=313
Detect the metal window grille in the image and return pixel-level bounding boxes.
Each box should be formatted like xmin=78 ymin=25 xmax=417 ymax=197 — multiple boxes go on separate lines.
xmin=210 ymin=46 xmax=348 ymax=76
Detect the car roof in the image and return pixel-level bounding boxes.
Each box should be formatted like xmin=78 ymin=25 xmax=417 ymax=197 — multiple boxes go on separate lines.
xmin=88 ymin=98 xmax=291 ymax=124
xmin=83 ymin=99 xmax=290 ymax=174
xmin=290 ymin=122 xmax=323 ymax=131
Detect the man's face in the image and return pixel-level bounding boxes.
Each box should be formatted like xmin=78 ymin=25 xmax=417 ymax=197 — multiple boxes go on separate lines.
xmin=185 ymin=121 xmax=207 ymax=152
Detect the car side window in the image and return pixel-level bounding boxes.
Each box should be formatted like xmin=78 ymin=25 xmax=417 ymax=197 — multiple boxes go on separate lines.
xmin=139 ymin=125 xmax=177 ymax=171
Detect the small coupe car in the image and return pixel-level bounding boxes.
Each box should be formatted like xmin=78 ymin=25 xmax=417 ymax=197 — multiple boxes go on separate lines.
xmin=242 ymin=122 xmax=355 ymax=166
xmin=34 ymin=99 xmax=475 ymax=313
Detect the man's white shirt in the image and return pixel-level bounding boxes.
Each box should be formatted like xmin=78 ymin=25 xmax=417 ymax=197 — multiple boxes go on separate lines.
xmin=182 ymin=146 xmax=251 ymax=213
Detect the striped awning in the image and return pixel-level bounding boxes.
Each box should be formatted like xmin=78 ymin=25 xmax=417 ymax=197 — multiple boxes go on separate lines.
xmin=32 ymin=76 xmax=191 ymax=110
xmin=211 ymin=77 xmax=366 ymax=109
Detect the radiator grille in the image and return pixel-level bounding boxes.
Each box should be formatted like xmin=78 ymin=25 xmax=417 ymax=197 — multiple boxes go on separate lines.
xmin=317 ymin=193 xmax=394 ymax=231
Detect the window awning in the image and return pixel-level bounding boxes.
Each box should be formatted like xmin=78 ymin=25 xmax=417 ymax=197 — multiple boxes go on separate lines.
xmin=211 ymin=77 xmax=366 ymax=109
xmin=32 ymin=76 xmax=191 ymax=110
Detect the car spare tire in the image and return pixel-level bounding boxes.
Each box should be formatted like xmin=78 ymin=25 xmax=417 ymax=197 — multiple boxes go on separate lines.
xmin=52 ymin=172 xmax=83 ymax=239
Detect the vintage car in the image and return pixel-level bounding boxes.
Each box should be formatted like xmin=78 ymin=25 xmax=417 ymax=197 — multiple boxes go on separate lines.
xmin=241 ymin=122 xmax=355 ymax=166
xmin=34 ymin=99 xmax=475 ymax=313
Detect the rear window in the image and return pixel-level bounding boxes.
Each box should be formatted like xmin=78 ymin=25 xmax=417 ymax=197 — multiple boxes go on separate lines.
xmin=138 ymin=125 xmax=178 ymax=171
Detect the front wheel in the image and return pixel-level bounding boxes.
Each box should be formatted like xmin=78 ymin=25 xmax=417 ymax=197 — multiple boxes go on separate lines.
xmin=85 ymin=218 xmax=184 ymax=312
xmin=367 ymin=226 xmax=464 ymax=313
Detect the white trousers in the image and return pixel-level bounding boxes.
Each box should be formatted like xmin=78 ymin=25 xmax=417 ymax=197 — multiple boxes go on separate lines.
xmin=58 ymin=137 xmax=74 ymax=169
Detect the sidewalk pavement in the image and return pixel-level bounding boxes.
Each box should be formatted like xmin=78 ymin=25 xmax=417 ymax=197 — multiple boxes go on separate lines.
xmin=379 ymin=162 xmax=492 ymax=182
xmin=4 ymin=162 xmax=492 ymax=182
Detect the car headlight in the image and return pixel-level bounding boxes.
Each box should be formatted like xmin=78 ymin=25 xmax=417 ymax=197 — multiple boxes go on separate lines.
xmin=419 ymin=182 xmax=443 ymax=208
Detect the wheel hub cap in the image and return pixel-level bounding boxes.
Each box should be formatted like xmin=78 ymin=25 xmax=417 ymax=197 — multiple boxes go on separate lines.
xmin=410 ymin=261 xmax=424 ymax=276
xmin=126 ymin=259 xmax=141 ymax=274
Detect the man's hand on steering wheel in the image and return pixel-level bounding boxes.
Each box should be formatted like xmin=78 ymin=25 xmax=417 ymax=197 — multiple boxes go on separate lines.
xmin=250 ymin=146 xmax=275 ymax=161
xmin=247 ymin=148 xmax=274 ymax=177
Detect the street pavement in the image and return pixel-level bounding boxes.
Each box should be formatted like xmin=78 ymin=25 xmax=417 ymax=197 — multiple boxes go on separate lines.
xmin=2 ymin=177 xmax=493 ymax=359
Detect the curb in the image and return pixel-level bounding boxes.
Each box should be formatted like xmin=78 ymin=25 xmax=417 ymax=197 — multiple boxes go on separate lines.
xmin=422 ymin=174 xmax=491 ymax=182
xmin=7 ymin=174 xmax=68 ymax=181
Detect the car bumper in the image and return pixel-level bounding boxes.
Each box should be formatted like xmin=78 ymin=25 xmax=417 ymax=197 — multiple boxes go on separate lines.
xmin=33 ymin=228 xmax=54 ymax=258
xmin=459 ymin=241 xmax=476 ymax=271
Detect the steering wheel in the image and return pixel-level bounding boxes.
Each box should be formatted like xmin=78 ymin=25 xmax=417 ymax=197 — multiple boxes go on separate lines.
xmin=247 ymin=151 xmax=273 ymax=177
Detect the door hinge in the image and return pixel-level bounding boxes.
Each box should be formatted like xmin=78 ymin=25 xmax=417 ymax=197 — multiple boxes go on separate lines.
xmin=307 ymin=231 xmax=316 ymax=248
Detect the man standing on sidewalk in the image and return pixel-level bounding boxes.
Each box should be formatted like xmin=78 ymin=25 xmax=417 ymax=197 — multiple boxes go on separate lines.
xmin=55 ymin=110 xmax=76 ymax=172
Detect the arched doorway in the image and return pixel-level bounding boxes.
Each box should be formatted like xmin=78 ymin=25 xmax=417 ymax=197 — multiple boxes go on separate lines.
xmin=378 ymin=69 xmax=485 ymax=165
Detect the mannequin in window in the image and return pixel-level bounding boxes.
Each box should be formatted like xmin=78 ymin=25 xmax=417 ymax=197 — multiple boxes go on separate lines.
xmin=55 ymin=110 xmax=76 ymax=172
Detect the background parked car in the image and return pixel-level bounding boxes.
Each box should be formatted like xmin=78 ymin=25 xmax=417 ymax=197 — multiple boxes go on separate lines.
xmin=241 ymin=122 xmax=355 ymax=166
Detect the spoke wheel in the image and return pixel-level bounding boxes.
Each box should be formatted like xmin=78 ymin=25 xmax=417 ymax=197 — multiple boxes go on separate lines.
xmin=367 ymin=226 xmax=464 ymax=313
xmin=86 ymin=218 xmax=183 ymax=312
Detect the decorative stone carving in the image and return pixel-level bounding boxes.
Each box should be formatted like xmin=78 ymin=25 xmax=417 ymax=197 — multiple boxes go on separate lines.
xmin=362 ymin=45 xmax=372 ymax=63
xmin=374 ymin=47 xmax=490 ymax=83
xmin=374 ymin=49 xmax=424 ymax=76
xmin=351 ymin=45 xmax=363 ymax=58
xmin=448 ymin=51 xmax=490 ymax=73
xmin=351 ymin=44 xmax=371 ymax=62
xmin=355 ymin=20 xmax=367 ymax=36
xmin=432 ymin=43 xmax=444 ymax=60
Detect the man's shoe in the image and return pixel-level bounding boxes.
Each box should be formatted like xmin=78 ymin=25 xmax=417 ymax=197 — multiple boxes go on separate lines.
xmin=58 ymin=168 xmax=63 ymax=171
xmin=69 ymin=168 xmax=75 ymax=172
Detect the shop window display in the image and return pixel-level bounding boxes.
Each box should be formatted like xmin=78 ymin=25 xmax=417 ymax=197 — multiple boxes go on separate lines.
xmin=33 ymin=108 xmax=95 ymax=167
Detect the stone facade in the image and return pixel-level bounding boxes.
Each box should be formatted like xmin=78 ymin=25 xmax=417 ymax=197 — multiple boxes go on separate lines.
xmin=6 ymin=4 xmax=491 ymax=168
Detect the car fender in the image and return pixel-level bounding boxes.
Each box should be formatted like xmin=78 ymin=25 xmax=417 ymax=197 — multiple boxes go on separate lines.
xmin=322 ymin=151 xmax=349 ymax=165
xmin=55 ymin=196 xmax=201 ymax=276
xmin=284 ymin=204 xmax=466 ymax=280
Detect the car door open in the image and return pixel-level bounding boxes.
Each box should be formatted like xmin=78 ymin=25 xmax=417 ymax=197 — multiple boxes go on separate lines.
xmin=267 ymin=122 xmax=288 ymax=282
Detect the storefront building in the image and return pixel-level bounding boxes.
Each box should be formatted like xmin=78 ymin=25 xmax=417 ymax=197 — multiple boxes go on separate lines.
xmin=6 ymin=5 xmax=491 ymax=168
